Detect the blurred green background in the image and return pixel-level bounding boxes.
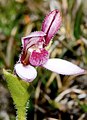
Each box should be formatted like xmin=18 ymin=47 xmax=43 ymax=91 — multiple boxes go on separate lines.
xmin=0 ymin=0 xmax=87 ymax=120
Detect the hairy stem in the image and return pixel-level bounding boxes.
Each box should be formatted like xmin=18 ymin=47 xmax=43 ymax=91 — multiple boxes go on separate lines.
xmin=17 ymin=107 xmax=27 ymax=120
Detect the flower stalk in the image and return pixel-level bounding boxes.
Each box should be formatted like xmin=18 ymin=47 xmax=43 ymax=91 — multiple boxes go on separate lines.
xmin=17 ymin=107 xmax=27 ymax=120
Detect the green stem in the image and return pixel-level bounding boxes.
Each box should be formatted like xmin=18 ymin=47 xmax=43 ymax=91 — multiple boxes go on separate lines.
xmin=17 ymin=107 xmax=27 ymax=120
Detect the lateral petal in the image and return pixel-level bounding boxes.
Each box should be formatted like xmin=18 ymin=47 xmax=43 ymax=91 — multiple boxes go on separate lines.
xmin=42 ymin=59 xmax=84 ymax=75
xmin=21 ymin=31 xmax=46 ymax=48
xmin=14 ymin=63 xmax=37 ymax=82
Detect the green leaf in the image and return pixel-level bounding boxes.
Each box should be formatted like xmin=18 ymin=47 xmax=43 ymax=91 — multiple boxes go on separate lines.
xmin=68 ymin=0 xmax=75 ymax=12
xmin=3 ymin=69 xmax=30 ymax=108
xmin=80 ymin=103 xmax=87 ymax=112
xmin=74 ymin=4 xmax=83 ymax=39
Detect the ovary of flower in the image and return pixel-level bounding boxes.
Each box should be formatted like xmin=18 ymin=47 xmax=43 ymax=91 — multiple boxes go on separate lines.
xmin=14 ymin=10 xmax=84 ymax=82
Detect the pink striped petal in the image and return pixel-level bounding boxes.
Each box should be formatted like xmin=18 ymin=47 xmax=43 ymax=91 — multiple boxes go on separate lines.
xmin=42 ymin=59 xmax=84 ymax=75
xmin=41 ymin=10 xmax=62 ymax=46
xmin=14 ymin=63 xmax=37 ymax=82
xmin=29 ymin=49 xmax=49 ymax=66
xmin=21 ymin=31 xmax=46 ymax=48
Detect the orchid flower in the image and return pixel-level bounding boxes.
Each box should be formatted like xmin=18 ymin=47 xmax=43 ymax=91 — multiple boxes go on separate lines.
xmin=14 ymin=10 xmax=84 ymax=82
